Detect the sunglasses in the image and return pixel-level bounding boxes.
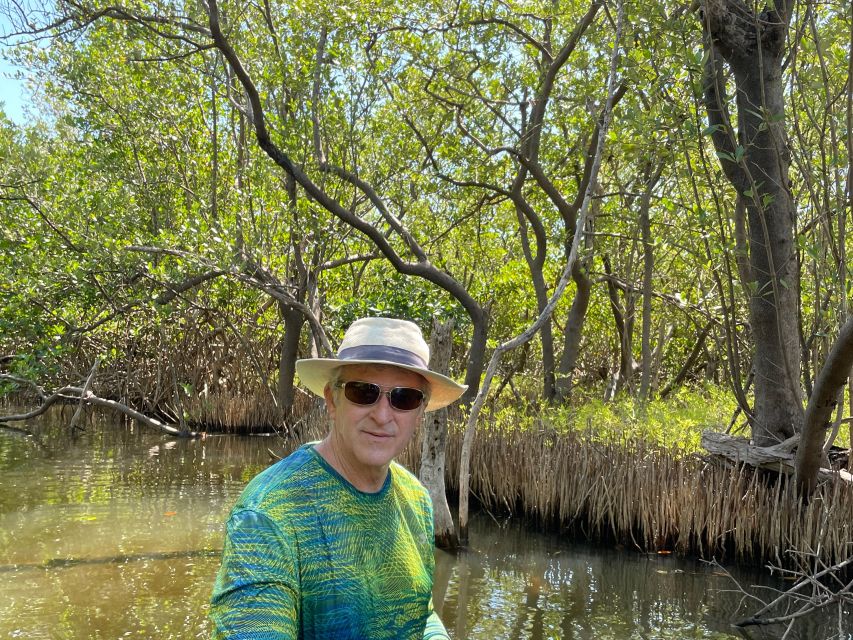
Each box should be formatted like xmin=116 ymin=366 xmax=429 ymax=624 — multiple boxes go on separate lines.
xmin=335 ymin=381 xmax=426 ymax=412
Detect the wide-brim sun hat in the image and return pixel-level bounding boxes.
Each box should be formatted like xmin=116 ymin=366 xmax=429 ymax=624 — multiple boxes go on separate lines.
xmin=295 ymin=317 xmax=467 ymax=411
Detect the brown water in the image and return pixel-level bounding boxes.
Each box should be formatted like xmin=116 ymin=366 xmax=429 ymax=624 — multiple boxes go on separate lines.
xmin=1 ymin=407 xmax=850 ymax=639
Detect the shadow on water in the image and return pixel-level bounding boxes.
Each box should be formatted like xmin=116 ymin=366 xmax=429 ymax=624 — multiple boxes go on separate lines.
xmin=0 ymin=549 xmax=221 ymax=573
xmin=0 ymin=406 xmax=850 ymax=639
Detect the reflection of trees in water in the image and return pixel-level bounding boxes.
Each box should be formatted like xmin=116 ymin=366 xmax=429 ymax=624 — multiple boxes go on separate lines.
xmin=0 ymin=407 xmax=282 ymax=579
xmin=0 ymin=406 xmax=280 ymax=514
xmin=435 ymin=514 xmax=852 ymax=639
xmin=0 ymin=409 xmax=290 ymax=638
xmin=4 ymin=550 xmax=218 ymax=638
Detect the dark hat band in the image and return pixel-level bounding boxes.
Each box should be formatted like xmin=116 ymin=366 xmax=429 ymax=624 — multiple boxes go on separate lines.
xmin=337 ymin=345 xmax=427 ymax=369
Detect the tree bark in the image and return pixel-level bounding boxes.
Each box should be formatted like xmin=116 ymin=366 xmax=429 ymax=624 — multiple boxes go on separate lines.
xmin=603 ymin=254 xmax=632 ymax=398
xmin=555 ymin=259 xmax=592 ymax=401
xmin=846 ymin=7 xmax=853 ymax=470
xmin=513 ymin=198 xmax=556 ymax=401
xmin=795 ymin=317 xmax=853 ymax=494
xmin=659 ymin=322 xmax=711 ymax=399
xmin=458 ymin=0 xmax=625 ymax=543
xmin=484 ymin=3 xmax=604 ymax=403
xmin=207 ymin=0 xmax=487 ymax=402
xmin=277 ymin=304 xmax=304 ymax=415
xmin=639 ymin=163 xmax=664 ymax=402
xmin=702 ymin=430 xmax=853 ymax=485
xmin=419 ymin=317 xmax=458 ymax=550
xmin=546 ymin=92 xmax=626 ymax=404
xmin=0 ymin=380 xmax=202 ymax=437
xmin=702 ymin=0 xmax=804 ymax=445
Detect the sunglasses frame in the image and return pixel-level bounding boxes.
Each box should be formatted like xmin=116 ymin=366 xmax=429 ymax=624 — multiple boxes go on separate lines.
xmin=334 ymin=380 xmax=426 ymax=412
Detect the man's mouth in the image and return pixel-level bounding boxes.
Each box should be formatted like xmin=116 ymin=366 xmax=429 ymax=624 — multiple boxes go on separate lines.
xmin=364 ymin=430 xmax=394 ymax=439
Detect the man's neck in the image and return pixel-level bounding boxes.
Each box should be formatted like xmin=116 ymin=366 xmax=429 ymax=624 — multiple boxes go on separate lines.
xmin=314 ymin=438 xmax=389 ymax=493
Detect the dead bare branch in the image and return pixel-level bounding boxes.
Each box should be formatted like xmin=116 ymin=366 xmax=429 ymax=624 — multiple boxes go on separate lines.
xmin=0 ymin=383 xmax=201 ymax=436
xmin=69 ymin=358 xmax=99 ymax=431
xmin=707 ymin=551 xmax=853 ymax=634
xmin=0 ymin=373 xmax=47 ymax=401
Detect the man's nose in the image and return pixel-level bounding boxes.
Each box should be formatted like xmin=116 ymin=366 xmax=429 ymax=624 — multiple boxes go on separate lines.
xmin=369 ymin=392 xmax=395 ymax=422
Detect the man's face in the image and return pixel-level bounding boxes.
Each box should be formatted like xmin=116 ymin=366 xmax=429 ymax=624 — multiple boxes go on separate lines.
xmin=323 ymin=364 xmax=428 ymax=482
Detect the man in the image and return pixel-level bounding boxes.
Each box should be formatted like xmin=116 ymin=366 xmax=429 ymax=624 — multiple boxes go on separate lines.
xmin=210 ymin=317 xmax=466 ymax=639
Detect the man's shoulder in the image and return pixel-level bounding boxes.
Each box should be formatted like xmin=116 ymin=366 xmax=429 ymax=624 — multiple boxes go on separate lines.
xmin=389 ymin=462 xmax=434 ymax=534
xmin=236 ymin=443 xmax=324 ymax=512
xmin=389 ymin=461 xmax=429 ymax=500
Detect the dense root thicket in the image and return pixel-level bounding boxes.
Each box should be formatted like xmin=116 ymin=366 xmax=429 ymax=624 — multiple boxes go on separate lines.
xmin=8 ymin=308 xmax=314 ymax=432
xmin=274 ymin=408 xmax=852 ymax=567
xmin=402 ymin=419 xmax=851 ymax=568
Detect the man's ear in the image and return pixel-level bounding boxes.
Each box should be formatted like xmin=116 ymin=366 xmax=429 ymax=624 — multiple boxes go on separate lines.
xmin=323 ymin=384 xmax=337 ymax=419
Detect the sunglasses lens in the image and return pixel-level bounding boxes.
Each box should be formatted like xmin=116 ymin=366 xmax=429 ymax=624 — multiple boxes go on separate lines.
xmin=340 ymin=382 xmax=425 ymax=411
xmin=389 ymin=387 xmax=425 ymax=411
xmin=343 ymin=382 xmax=381 ymax=406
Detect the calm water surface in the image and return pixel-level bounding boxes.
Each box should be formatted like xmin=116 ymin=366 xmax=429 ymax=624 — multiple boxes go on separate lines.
xmin=1 ymin=407 xmax=850 ymax=639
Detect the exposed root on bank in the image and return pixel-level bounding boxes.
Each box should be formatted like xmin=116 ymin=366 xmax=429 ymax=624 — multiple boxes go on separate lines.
xmin=396 ymin=419 xmax=853 ymax=569
xmin=701 ymin=430 xmax=853 ymax=485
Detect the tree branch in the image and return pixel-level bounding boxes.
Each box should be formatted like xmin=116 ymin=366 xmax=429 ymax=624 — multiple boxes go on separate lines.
xmin=0 ymin=384 xmax=201 ymax=437
xmin=205 ymin=0 xmax=486 ymax=330
xmin=466 ymin=17 xmax=551 ymax=59
xmin=796 ymin=316 xmax=853 ymax=495
xmin=0 ymin=374 xmax=47 ymax=401
xmin=458 ymin=0 xmax=626 ymax=544
xmin=701 ymin=41 xmax=747 ymax=191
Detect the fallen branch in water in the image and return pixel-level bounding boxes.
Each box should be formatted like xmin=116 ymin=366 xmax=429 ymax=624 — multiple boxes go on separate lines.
xmin=0 ymin=374 xmax=201 ymax=437
xmin=0 ymin=373 xmax=47 ymax=401
xmin=710 ymin=550 xmax=853 ymax=639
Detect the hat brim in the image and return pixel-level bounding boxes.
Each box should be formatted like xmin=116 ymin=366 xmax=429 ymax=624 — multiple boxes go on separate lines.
xmin=295 ymin=358 xmax=467 ymax=411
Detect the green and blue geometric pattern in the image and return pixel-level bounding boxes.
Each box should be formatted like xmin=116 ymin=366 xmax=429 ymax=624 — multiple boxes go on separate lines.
xmin=210 ymin=444 xmax=449 ymax=639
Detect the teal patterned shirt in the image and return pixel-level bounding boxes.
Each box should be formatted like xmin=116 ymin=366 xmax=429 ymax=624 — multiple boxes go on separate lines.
xmin=210 ymin=443 xmax=449 ymax=639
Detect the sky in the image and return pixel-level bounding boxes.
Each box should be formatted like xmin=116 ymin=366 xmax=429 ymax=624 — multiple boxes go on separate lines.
xmin=0 ymin=13 xmax=31 ymax=124
xmin=0 ymin=55 xmax=28 ymax=123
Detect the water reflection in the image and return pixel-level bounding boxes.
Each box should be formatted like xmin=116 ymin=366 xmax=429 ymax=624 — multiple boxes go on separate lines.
xmin=0 ymin=408 xmax=276 ymax=639
xmin=1 ymin=408 xmax=850 ymax=639
xmin=434 ymin=515 xmax=852 ymax=639
xmin=435 ymin=515 xmax=733 ymax=639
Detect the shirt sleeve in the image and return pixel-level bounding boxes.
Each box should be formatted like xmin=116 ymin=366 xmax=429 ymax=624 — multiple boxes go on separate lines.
xmin=209 ymin=508 xmax=300 ymax=639
xmin=423 ymin=608 xmax=450 ymax=639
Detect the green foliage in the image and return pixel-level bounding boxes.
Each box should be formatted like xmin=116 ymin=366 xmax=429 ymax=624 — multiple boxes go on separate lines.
xmin=0 ymin=0 xmax=850 ymax=437
xmin=483 ymin=385 xmax=738 ymax=453
xmin=327 ymin=272 xmax=460 ymax=333
xmin=569 ymin=385 xmax=737 ymax=451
